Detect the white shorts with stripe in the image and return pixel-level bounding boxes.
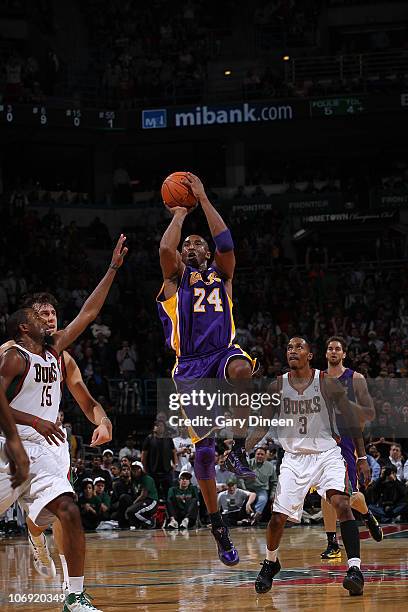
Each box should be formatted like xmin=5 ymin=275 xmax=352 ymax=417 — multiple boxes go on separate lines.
xmin=273 ymin=445 xmax=348 ymax=523
xmin=0 ymin=438 xmax=74 ymax=527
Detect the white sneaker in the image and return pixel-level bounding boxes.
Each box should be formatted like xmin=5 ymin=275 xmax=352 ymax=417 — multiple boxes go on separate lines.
xmin=167 ymin=518 xmax=178 ymax=530
xmin=63 ymin=591 xmax=102 ymax=611
xmin=28 ymin=532 xmax=56 ymax=578
xmin=180 ymin=518 xmax=189 ymax=530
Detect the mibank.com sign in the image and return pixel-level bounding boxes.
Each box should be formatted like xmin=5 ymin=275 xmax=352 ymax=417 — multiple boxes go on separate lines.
xmin=142 ymin=101 xmax=296 ymax=129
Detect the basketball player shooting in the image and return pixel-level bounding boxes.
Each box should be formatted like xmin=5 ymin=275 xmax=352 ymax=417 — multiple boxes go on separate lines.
xmin=255 ymin=337 xmax=370 ymax=597
xmin=320 ymin=336 xmax=382 ymax=560
xmin=0 ymin=234 xmax=127 ymax=612
xmin=157 ymin=172 xmax=255 ymax=566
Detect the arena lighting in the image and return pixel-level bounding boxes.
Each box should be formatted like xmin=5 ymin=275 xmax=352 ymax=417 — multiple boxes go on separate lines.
xmin=283 ymin=55 xmax=290 ymax=61
xmin=224 ymin=69 xmax=232 ymax=76
xmin=293 ymin=228 xmax=311 ymax=241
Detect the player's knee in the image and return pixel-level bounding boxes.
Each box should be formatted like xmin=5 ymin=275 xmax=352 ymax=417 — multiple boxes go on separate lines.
xmin=56 ymin=497 xmax=81 ymax=526
xmin=194 ymin=440 xmax=216 ymax=480
xmin=268 ymin=511 xmax=286 ymax=529
xmin=227 ymin=359 xmax=252 ymax=380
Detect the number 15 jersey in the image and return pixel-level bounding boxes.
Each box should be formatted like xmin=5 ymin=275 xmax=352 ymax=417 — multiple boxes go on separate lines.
xmin=157 ymin=264 xmax=235 ymax=358
xmin=6 ymin=344 xmax=61 ymax=444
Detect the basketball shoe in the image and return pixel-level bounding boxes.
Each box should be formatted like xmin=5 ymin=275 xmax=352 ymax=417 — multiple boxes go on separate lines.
xmin=63 ymin=591 xmax=103 ymax=611
xmin=28 ymin=532 xmax=57 ymax=578
xmin=224 ymin=446 xmax=255 ymax=480
xmin=320 ymin=542 xmax=341 ymax=559
xmin=255 ymin=559 xmax=281 ymax=594
xmin=343 ymin=566 xmax=364 ymax=596
xmin=211 ymin=525 xmax=239 ymax=566
xmin=363 ymin=511 xmax=383 ymax=542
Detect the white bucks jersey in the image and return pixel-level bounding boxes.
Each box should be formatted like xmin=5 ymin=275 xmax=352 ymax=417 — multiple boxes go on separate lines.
xmin=7 ymin=344 xmax=62 ymax=444
xmin=276 ymin=369 xmax=339 ymax=454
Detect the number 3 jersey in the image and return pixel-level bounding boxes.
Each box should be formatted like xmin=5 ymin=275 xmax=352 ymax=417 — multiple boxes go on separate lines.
xmin=157 ymin=264 xmax=235 ymax=358
xmin=276 ymin=369 xmax=340 ymax=454
xmin=6 ymin=344 xmax=61 ymax=444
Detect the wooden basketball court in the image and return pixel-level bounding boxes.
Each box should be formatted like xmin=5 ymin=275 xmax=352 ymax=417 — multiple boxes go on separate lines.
xmin=1 ymin=524 xmax=407 ymax=611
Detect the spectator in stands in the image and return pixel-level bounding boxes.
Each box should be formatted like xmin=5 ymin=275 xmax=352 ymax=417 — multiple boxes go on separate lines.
xmin=366 ymin=452 xmax=381 ymax=482
xmin=218 ymin=478 xmax=256 ymax=527
xmin=142 ymin=421 xmax=177 ymax=499
xmin=78 ymin=479 xmax=102 ymax=531
xmin=93 ymin=477 xmax=111 ymax=520
xmin=166 ymin=470 xmax=199 ymax=530
xmin=125 ymin=462 xmax=159 ymax=529
xmin=73 ymin=458 xmax=92 ymax=495
xmin=215 ymin=454 xmax=238 ymax=492
xmin=246 ymin=447 xmax=278 ymax=524
xmin=119 ymin=436 xmax=139 ymax=461
xmin=101 ymin=449 xmax=114 ymax=477
xmin=110 ymin=464 xmax=138 ymax=528
xmin=111 ymin=462 xmax=121 ymax=483
xmin=116 ymin=340 xmax=138 ymax=379
xmin=386 ymin=443 xmax=406 ymax=482
xmin=172 ymin=426 xmax=193 ymax=478
xmin=91 ymin=315 xmax=111 ymax=343
xmin=367 ymin=466 xmax=408 ymax=523
xmin=89 ymin=454 xmax=112 ymax=493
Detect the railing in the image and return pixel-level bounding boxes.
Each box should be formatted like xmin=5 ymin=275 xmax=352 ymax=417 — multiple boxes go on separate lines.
xmin=286 ymin=49 xmax=408 ymax=84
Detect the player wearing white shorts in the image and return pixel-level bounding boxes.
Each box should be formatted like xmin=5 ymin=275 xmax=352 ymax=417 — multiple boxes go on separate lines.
xmin=255 ymin=337 xmax=370 ymax=597
xmin=0 ymin=235 xmax=127 ymax=612
xmin=0 ymin=292 xmax=113 ymax=593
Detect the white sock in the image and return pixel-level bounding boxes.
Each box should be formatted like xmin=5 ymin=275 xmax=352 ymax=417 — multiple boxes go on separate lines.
xmin=348 ymin=557 xmax=361 ymax=569
xmin=266 ymin=547 xmax=278 ymax=562
xmin=59 ymin=554 xmax=69 ymax=586
xmin=69 ymin=576 xmax=84 ymax=594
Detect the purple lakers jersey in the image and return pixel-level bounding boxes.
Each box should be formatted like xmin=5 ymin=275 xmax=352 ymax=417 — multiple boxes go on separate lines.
xmin=157 ymin=264 xmax=235 ymax=358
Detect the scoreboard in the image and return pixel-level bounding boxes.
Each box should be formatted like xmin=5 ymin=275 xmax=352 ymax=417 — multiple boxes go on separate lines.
xmin=0 ymin=104 xmax=126 ymax=130
xmin=309 ymin=96 xmax=365 ymax=117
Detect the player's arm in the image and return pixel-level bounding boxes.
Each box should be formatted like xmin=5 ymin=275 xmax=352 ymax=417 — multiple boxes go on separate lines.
xmin=183 ymin=172 xmax=235 ymax=282
xmin=324 ymin=375 xmax=370 ymax=485
xmin=159 ymin=208 xmax=187 ymax=299
xmin=0 ymin=340 xmax=15 ymax=357
xmin=352 ymin=372 xmax=375 ymax=424
xmin=0 ymin=350 xmax=65 ymax=446
xmin=245 ymin=490 xmax=256 ymax=513
xmin=0 ymin=383 xmax=29 ymax=488
xmin=52 ymin=235 xmax=128 ymax=354
xmin=63 ymin=352 xmax=112 ymax=446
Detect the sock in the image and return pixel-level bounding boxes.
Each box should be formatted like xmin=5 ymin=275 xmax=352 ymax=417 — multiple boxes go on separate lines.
xmin=327 ymin=531 xmax=338 ymax=546
xmin=69 ymin=576 xmax=84 ymax=595
xmin=233 ymin=437 xmax=246 ymax=452
xmin=210 ymin=511 xmax=224 ymax=529
xmin=266 ymin=546 xmax=278 ymax=562
xmin=59 ymin=554 xmax=69 ymax=587
xmin=347 ymin=557 xmax=361 ymax=569
xmin=340 ymin=519 xmax=360 ymax=561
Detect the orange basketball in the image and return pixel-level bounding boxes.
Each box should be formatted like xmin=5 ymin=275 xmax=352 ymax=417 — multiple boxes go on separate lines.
xmin=161 ymin=172 xmax=197 ymax=208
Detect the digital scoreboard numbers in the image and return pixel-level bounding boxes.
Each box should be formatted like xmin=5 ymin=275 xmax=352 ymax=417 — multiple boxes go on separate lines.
xmin=0 ymin=105 xmax=125 ymax=130
xmin=310 ymin=96 xmax=365 ymax=117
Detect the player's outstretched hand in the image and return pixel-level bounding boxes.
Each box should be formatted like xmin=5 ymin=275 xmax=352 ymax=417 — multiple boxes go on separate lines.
xmin=110 ymin=234 xmax=128 ymax=269
xmin=357 ymin=458 xmax=371 ymax=487
xmin=90 ymin=421 xmax=112 ymax=447
xmin=5 ymin=436 xmax=29 ymax=488
xmin=182 ymin=172 xmax=206 ymax=202
xmin=33 ymin=418 xmax=66 ymax=446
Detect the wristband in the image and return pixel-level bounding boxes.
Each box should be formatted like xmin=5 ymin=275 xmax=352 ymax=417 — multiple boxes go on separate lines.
xmin=109 ymin=263 xmax=119 ymax=271
xmin=32 ymin=416 xmax=40 ymax=430
xmin=357 ymin=456 xmax=367 ymax=461
xmin=214 ymin=229 xmax=234 ymax=253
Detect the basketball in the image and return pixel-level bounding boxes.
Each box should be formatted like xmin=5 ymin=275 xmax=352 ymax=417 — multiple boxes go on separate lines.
xmin=161 ymin=172 xmax=197 ymax=208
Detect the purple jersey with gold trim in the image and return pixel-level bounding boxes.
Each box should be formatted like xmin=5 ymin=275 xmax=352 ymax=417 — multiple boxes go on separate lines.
xmin=157 ymin=264 xmax=235 ymax=358
xmin=338 ymin=368 xmax=357 ymax=490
